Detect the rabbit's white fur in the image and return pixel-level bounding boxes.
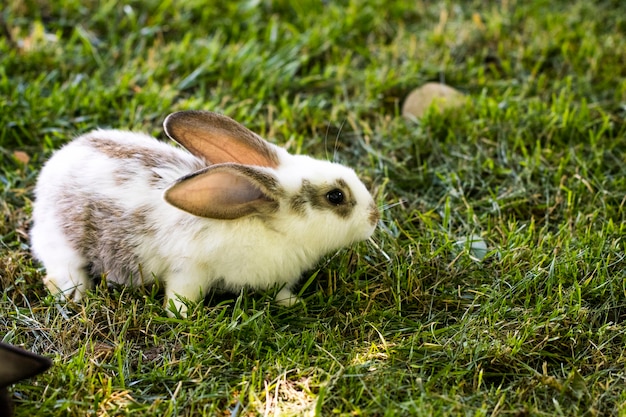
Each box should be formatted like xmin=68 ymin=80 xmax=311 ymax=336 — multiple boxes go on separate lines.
xmin=31 ymin=111 xmax=378 ymax=316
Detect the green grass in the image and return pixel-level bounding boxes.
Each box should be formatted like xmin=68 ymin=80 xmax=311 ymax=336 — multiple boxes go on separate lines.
xmin=2 ymin=0 xmax=626 ymax=415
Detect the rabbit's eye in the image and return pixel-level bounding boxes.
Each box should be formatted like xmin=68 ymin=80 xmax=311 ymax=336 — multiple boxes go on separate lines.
xmin=326 ymin=189 xmax=344 ymax=205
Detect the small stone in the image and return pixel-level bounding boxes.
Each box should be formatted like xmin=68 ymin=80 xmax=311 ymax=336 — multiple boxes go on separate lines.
xmin=402 ymin=82 xmax=466 ymax=119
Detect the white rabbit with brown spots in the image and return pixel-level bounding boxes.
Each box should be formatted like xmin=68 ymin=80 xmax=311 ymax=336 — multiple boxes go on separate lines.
xmin=30 ymin=111 xmax=379 ymax=317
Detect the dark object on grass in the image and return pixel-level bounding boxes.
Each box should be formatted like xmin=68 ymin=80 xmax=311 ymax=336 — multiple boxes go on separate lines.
xmin=0 ymin=342 xmax=51 ymax=417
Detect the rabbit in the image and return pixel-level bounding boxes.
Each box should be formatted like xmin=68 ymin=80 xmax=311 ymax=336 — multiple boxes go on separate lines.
xmin=30 ymin=110 xmax=379 ymax=317
xmin=0 ymin=342 xmax=51 ymax=417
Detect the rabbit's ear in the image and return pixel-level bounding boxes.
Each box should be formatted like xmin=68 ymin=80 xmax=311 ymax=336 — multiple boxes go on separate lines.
xmin=164 ymin=111 xmax=280 ymax=168
xmin=164 ymin=164 xmax=281 ymax=220
xmin=0 ymin=342 xmax=51 ymax=387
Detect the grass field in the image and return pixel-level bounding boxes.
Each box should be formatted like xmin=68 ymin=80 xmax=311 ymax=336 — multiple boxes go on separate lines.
xmin=2 ymin=1 xmax=626 ymax=415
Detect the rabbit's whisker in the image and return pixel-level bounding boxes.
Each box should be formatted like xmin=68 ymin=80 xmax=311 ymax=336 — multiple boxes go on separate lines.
xmin=333 ymin=119 xmax=346 ymax=163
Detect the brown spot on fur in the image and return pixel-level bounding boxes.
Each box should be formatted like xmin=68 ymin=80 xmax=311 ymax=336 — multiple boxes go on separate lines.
xmin=131 ymin=205 xmax=157 ymax=236
xmin=335 ymin=178 xmax=349 ymax=191
xmin=83 ymin=136 xmax=174 ymax=169
xmin=58 ymin=189 xmax=156 ymax=286
xmin=112 ymin=166 xmax=134 ymax=186
xmin=114 ymin=166 xmax=166 ymax=188
xmin=148 ymin=171 xmax=167 ymax=187
xmin=289 ymin=194 xmax=307 ymax=215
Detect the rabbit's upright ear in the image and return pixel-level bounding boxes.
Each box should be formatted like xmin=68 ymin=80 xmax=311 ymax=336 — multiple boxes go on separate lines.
xmin=164 ymin=111 xmax=280 ymax=168
xmin=164 ymin=164 xmax=282 ymax=220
